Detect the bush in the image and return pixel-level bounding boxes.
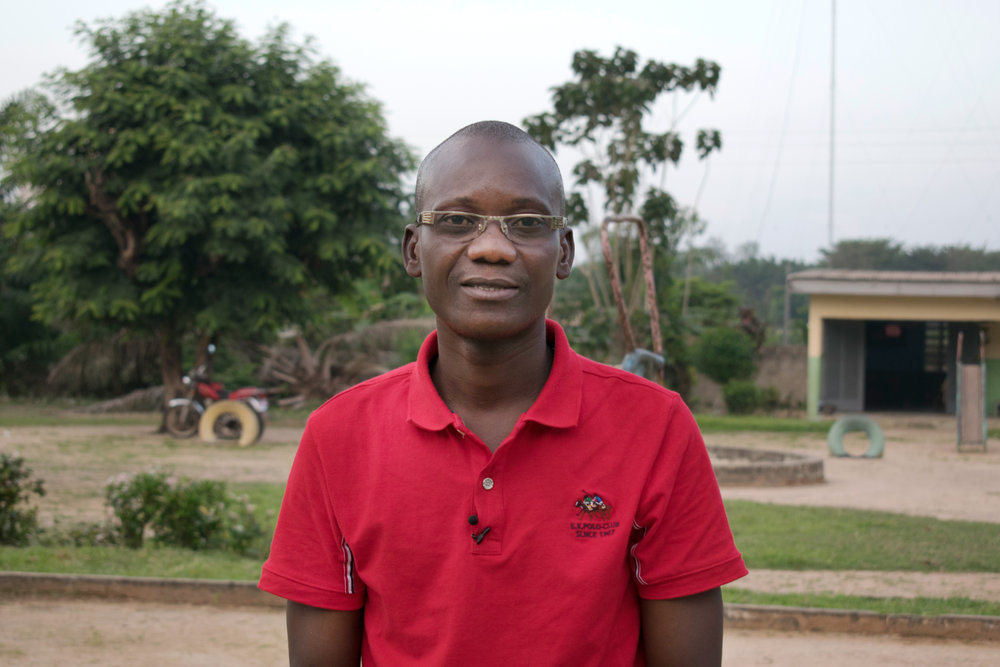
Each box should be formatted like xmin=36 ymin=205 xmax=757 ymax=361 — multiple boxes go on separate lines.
xmin=105 ymin=471 xmax=169 ymax=548
xmin=723 ymin=380 xmax=760 ymax=415
xmin=0 ymin=453 xmax=46 ymax=545
xmin=758 ymin=385 xmax=781 ymax=412
xmin=692 ymin=327 xmax=757 ymax=385
xmin=105 ymin=471 xmax=266 ymax=556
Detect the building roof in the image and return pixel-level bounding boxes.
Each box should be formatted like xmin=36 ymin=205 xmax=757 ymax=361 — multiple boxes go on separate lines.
xmin=787 ymin=270 xmax=1000 ymax=298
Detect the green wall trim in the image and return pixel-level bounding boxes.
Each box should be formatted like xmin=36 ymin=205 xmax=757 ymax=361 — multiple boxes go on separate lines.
xmin=807 ymin=356 xmax=822 ymax=419
xmin=986 ymin=359 xmax=1000 ymax=418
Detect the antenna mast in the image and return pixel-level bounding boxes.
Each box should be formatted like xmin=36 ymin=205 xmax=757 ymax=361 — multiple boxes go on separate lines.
xmin=828 ymin=0 xmax=836 ymax=247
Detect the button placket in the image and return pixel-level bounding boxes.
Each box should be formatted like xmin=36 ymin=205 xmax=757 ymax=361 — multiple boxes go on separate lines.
xmin=471 ymin=468 xmax=502 ymax=554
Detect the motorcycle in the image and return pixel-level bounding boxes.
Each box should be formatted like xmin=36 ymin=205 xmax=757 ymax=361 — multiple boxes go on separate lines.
xmin=163 ymin=345 xmax=269 ymax=446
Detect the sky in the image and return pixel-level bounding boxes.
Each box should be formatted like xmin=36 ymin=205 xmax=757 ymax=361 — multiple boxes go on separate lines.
xmin=2 ymin=0 xmax=998 ymax=262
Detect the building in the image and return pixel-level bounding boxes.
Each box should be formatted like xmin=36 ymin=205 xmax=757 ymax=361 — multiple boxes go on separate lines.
xmin=787 ymin=270 xmax=1000 ymax=419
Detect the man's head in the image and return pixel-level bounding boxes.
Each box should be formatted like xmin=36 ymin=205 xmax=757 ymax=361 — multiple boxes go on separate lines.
xmin=415 ymin=121 xmax=565 ymax=215
xmin=403 ymin=121 xmax=574 ymax=342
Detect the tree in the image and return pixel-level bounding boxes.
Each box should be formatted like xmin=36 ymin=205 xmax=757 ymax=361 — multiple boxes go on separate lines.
xmin=820 ymin=239 xmax=908 ymax=269
xmin=1 ymin=2 xmax=413 ymax=401
xmin=823 ymin=239 xmax=1000 ymax=272
xmin=524 ymin=47 xmax=722 ymax=394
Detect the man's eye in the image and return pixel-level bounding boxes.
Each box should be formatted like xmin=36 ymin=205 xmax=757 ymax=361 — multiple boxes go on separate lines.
xmin=439 ymin=214 xmax=477 ymax=228
xmin=508 ymin=216 xmax=545 ymax=229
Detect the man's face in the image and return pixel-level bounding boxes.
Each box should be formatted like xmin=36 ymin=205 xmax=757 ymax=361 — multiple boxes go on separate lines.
xmin=403 ymin=136 xmax=574 ymax=342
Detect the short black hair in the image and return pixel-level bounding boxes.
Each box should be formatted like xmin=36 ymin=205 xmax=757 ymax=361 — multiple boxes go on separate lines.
xmin=414 ymin=120 xmax=564 ymax=213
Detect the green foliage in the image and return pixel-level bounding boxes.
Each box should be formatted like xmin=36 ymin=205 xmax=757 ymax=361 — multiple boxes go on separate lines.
xmin=105 ymin=471 xmax=167 ymax=548
xmin=104 ymin=470 xmax=265 ymax=555
xmin=821 ymin=239 xmax=1000 ymax=271
xmin=694 ymin=242 xmax=809 ymax=340
xmin=757 ymin=385 xmax=781 ymax=412
xmin=721 ymin=380 xmax=759 ymax=415
xmin=692 ymin=327 xmax=756 ymax=385
xmin=1 ymin=1 xmax=414 ymax=392
xmin=719 ymin=382 xmax=781 ymax=415
xmin=725 ymin=500 xmax=1000 ymax=572
xmin=524 ymin=46 xmax=720 ymax=221
xmin=0 ymin=453 xmax=46 ymax=545
xmin=526 ymin=47 xmax=722 ymax=386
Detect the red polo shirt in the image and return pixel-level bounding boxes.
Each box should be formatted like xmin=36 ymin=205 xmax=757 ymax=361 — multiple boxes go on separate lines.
xmin=260 ymin=320 xmax=746 ymax=666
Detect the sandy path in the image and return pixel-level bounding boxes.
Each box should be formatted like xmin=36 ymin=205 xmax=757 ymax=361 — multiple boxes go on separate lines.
xmin=2 ymin=599 xmax=999 ymax=667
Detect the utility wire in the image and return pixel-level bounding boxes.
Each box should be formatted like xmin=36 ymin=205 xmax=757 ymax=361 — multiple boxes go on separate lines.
xmin=756 ymin=0 xmax=809 ymax=245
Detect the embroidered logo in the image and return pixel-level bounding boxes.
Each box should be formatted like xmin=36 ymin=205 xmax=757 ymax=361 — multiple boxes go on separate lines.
xmin=574 ymin=490 xmax=613 ymax=519
xmin=571 ymin=490 xmax=618 ymax=539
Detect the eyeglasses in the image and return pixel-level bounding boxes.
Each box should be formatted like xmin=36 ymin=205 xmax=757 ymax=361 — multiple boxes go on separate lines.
xmin=417 ymin=211 xmax=566 ymax=244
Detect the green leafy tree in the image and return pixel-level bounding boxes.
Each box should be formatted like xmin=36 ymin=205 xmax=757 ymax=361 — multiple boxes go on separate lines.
xmin=821 ymin=239 xmax=909 ymax=269
xmin=692 ymin=327 xmax=756 ymax=386
xmin=823 ymin=239 xmax=1000 ymax=272
xmin=524 ymin=47 xmax=722 ymax=394
xmin=0 ymin=1 xmax=413 ymax=401
xmin=697 ymin=241 xmax=809 ymax=341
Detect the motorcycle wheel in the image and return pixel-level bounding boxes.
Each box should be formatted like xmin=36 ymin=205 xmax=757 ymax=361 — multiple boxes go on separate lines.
xmin=164 ymin=404 xmax=200 ymax=438
xmin=198 ymin=399 xmax=261 ymax=447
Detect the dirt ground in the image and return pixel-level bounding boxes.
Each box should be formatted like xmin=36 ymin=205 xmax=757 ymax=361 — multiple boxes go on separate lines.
xmin=1 ymin=413 xmax=999 ymax=665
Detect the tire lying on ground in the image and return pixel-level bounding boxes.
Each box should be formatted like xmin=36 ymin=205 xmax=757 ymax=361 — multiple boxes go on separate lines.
xmin=827 ymin=415 xmax=884 ymax=458
xmin=198 ymin=399 xmax=261 ymax=447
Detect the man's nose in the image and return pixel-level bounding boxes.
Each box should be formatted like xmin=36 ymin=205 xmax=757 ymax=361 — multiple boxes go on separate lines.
xmin=466 ymin=220 xmax=517 ymax=263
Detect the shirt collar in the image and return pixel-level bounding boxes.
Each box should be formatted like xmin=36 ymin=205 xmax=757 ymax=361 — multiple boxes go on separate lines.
xmin=407 ymin=319 xmax=582 ymax=432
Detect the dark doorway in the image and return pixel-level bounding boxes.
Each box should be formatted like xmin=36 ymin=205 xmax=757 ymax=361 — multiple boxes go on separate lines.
xmin=863 ymin=321 xmax=946 ymax=412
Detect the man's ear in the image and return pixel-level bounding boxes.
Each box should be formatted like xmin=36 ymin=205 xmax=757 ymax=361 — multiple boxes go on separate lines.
xmin=556 ymin=228 xmax=575 ymax=280
xmin=402 ymin=224 xmax=422 ymax=277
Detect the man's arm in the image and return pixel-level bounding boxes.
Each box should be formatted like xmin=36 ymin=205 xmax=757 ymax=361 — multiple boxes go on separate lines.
xmin=639 ymin=587 xmax=724 ymax=667
xmin=286 ymin=601 xmax=362 ymax=666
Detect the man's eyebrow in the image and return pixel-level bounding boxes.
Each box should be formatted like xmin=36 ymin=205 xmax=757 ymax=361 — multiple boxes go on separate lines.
xmin=437 ymin=196 xmax=553 ymax=212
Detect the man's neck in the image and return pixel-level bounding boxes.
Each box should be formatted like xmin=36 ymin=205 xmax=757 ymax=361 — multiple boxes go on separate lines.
xmin=430 ymin=322 xmax=553 ymax=449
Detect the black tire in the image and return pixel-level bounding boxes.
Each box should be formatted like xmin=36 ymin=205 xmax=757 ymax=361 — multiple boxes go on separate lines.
xmin=164 ymin=404 xmax=200 ymax=438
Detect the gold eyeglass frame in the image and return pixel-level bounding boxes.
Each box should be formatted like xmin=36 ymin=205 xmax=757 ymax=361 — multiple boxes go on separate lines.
xmin=417 ymin=211 xmax=566 ymax=242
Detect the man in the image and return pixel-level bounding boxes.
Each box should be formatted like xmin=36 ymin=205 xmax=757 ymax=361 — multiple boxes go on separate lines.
xmin=259 ymin=121 xmax=747 ymax=665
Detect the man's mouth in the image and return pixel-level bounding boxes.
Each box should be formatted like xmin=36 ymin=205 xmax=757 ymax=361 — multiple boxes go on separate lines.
xmin=460 ymin=278 xmax=519 ymax=297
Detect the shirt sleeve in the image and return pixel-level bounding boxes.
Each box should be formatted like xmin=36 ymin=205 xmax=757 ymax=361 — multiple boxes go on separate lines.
xmin=258 ymin=420 xmax=366 ymax=610
xmin=629 ymin=398 xmax=747 ymax=599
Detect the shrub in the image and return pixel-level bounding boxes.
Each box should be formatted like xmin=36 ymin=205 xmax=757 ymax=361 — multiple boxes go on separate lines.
xmin=105 ymin=471 xmax=266 ymax=555
xmin=0 ymin=453 xmax=46 ymax=545
xmin=723 ymin=380 xmax=759 ymax=415
xmin=758 ymin=385 xmax=782 ymax=412
xmin=692 ymin=327 xmax=757 ymax=386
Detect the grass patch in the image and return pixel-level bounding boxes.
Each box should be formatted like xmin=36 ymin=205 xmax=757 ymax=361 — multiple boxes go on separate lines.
xmin=727 ymin=500 xmax=1000 ymax=572
xmin=695 ymin=414 xmax=832 ymax=434
xmin=0 ymin=405 xmax=160 ymax=428
xmin=0 ymin=400 xmax=315 ymax=429
xmin=723 ymin=588 xmax=1000 ymax=617
xmin=230 ymin=481 xmax=285 ymax=521
xmin=0 ymin=545 xmax=263 ymax=580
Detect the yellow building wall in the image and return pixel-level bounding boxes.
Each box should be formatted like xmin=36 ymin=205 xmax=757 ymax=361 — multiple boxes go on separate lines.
xmin=807 ymin=295 xmax=1000 ymax=357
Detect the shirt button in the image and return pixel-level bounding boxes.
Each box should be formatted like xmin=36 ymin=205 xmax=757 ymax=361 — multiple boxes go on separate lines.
xmin=482 ymin=477 xmax=495 ymax=490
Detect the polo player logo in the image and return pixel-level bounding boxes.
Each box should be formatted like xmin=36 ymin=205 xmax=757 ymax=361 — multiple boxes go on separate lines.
xmin=574 ymin=490 xmax=612 ymax=520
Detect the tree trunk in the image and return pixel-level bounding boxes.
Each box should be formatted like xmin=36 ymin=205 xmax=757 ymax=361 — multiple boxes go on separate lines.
xmin=157 ymin=323 xmax=185 ymax=432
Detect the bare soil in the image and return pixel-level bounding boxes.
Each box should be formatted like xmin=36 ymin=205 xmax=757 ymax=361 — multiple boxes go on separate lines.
xmin=2 ymin=412 xmax=999 ymax=665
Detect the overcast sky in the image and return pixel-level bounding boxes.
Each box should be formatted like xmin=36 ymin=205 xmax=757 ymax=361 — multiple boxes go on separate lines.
xmin=3 ymin=0 xmax=998 ymax=262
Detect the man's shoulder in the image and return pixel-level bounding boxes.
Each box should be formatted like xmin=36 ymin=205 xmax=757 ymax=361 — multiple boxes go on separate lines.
xmin=308 ymin=362 xmax=414 ymax=423
xmin=574 ymin=352 xmax=681 ymax=402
